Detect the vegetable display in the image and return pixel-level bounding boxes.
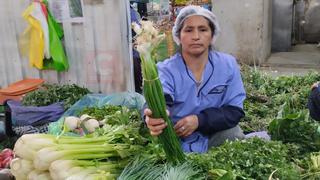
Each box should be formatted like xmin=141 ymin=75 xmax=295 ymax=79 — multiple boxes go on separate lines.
xmin=11 ymin=126 xmax=144 ymax=179
xmin=10 ymin=104 xmax=148 ymax=180
xmin=6 ymin=66 xmax=320 ymax=179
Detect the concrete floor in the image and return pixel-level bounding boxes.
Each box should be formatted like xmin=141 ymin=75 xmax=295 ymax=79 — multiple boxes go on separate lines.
xmin=260 ymin=44 xmax=320 ymax=76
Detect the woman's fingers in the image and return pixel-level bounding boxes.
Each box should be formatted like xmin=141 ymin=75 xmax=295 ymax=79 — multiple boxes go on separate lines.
xmin=144 ymin=108 xmax=170 ymax=136
xmin=145 ymin=108 xmax=170 ymax=117
xmin=174 ymin=115 xmax=198 ymax=137
xmin=146 ymin=118 xmax=166 ymax=136
xmin=174 ymin=119 xmax=184 ymax=131
xmin=150 ymin=129 xmax=163 ymax=136
xmin=174 ymin=122 xmax=187 ymax=137
xmin=144 ymin=108 xmax=152 ymax=116
xmin=147 ymin=120 xmax=167 ymax=132
xmin=144 ymin=108 xmax=167 ymax=136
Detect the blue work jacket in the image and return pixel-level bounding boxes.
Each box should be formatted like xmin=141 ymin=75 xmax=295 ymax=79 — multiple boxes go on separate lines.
xmin=157 ymin=51 xmax=246 ymax=153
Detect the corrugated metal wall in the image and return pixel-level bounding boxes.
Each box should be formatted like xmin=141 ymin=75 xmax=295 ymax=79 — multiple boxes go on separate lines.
xmin=0 ymin=0 xmax=134 ymax=93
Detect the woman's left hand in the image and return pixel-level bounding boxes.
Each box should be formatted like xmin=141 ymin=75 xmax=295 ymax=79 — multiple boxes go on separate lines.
xmin=174 ymin=115 xmax=199 ymax=138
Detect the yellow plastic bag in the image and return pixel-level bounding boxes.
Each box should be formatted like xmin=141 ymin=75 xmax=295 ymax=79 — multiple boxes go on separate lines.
xmin=18 ymin=26 xmax=31 ymax=58
xmin=19 ymin=3 xmax=45 ymax=69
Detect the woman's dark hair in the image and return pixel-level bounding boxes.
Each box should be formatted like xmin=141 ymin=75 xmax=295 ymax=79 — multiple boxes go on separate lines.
xmin=206 ymin=17 xmax=215 ymax=37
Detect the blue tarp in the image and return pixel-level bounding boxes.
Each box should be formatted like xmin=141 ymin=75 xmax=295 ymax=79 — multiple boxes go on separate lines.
xmin=7 ymin=100 xmax=64 ymax=126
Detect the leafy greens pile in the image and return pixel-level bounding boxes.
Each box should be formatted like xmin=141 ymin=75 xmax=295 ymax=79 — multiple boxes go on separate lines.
xmin=268 ymin=102 xmax=320 ymax=154
xmin=188 ymin=138 xmax=300 ymax=180
xmin=22 ymin=84 xmax=90 ymax=109
xmin=80 ymin=105 xmax=141 ymax=125
xmin=241 ymin=66 xmax=320 ymax=132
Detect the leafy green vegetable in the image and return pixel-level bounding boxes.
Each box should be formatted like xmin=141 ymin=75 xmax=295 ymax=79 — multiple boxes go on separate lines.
xmin=188 ymin=138 xmax=300 ymax=180
xmin=300 ymin=153 xmax=320 ymax=179
xmin=80 ymin=105 xmax=140 ymax=125
xmin=22 ymin=84 xmax=90 ymax=109
xmin=241 ymin=65 xmax=320 ymax=133
xmin=268 ymin=103 xmax=320 ymax=154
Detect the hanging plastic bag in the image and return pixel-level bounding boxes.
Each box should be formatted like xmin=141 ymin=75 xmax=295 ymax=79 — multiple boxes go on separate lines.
xmin=38 ymin=0 xmax=68 ymax=71
xmin=18 ymin=26 xmax=31 ymax=59
xmin=20 ymin=3 xmax=46 ymax=69
xmin=31 ymin=2 xmax=50 ymax=59
xmin=42 ymin=10 xmax=69 ymax=71
xmin=19 ymin=0 xmax=69 ymax=71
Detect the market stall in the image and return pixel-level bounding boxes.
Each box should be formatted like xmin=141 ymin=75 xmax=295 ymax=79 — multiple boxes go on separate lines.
xmin=1 ymin=0 xmax=320 ymax=179
xmin=2 ymin=66 xmax=320 ymax=180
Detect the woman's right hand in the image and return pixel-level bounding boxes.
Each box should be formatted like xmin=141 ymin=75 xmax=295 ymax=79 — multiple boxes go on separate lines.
xmin=144 ymin=108 xmax=167 ymax=136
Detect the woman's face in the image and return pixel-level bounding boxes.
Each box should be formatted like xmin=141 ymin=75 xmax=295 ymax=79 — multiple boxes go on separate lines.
xmin=179 ymin=15 xmax=213 ymax=56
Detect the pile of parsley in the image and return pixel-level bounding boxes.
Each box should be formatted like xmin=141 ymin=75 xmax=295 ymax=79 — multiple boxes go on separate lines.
xmin=188 ymin=138 xmax=300 ymax=179
xmin=241 ymin=66 xmax=320 ymax=133
xmin=22 ymin=84 xmax=90 ymax=109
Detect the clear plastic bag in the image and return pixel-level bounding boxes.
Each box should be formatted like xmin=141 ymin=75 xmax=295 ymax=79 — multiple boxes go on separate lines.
xmin=48 ymin=92 xmax=145 ymax=135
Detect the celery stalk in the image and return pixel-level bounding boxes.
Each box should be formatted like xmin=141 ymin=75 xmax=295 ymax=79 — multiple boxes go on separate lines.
xmin=50 ymin=160 xmax=122 ymax=180
xmin=10 ymin=158 xmax=34 ymax=180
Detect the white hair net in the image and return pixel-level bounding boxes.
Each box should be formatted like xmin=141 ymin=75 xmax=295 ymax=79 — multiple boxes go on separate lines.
xmin=172 ymin=5 xmax=220 ymax=46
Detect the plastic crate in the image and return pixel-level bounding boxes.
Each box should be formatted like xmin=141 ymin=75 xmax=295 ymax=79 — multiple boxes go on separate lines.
xmin=0 ymin=79 xmax=44 ymax=105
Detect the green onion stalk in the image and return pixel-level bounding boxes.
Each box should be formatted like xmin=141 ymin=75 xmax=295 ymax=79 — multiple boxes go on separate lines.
xmin=49 ymin=159 xmax=125 ymax=179
xmin=133 ymin=21 xmax=185 ymax=164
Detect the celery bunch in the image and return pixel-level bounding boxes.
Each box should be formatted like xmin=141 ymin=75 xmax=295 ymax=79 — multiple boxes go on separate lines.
xmin=11 ymin=125 xmax=143 ymax=180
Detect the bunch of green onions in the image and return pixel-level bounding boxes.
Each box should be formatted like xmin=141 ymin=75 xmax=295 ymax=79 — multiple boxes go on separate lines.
xmin=133 ymin=21 xmax=185 ymax=163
